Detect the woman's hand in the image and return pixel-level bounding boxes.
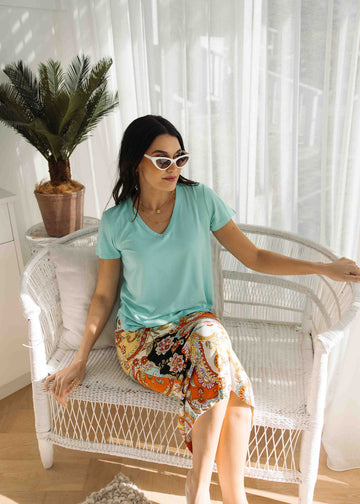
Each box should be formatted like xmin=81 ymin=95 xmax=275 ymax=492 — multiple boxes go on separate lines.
xmin=44 ymin=360 xmax=86 ymax=408
xmin=323 ymin=257 xmax=360 ymax=282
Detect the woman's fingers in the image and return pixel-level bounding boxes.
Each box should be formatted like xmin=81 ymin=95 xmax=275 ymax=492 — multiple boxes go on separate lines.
xmin=44 ymin=373 xmax=56 ymax=391
xmin=44 ymin=360 xmax=86 ymax=408
xmin=45 ymin=370 xmax=83 ymax=408
xmin=53 ymin=376 xmax=63 ymax=398
xmin=327 ymin=257 xmax=360 ymax=282
xmin=343 ymin=258 xmax=360 ymax=279
xmin=53 ymin=382 xmax=69 ymax=407
xmin=348 ymin=274 xmax=360 ymax=282
xmin=345 ymin=259 xmax=360 ymax=275
xmin=59 ymin=378 xmax=82 ymax=407
xmin=46 ymin=373 xmax=66 ymax=403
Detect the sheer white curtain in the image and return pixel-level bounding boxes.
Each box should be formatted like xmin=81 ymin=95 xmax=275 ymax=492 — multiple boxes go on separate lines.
xmin=2 ymin=0 xmax=359 ymax=469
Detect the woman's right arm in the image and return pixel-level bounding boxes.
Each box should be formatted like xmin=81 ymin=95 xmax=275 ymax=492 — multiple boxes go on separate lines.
xmin=45 ymin=257 xmax=122 ymax=407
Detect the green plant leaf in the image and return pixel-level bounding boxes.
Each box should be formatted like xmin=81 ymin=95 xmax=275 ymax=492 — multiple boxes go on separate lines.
xmin=0 ymin=116 xmax=50 ymax=159
xmin=3 ymin=61 xmax=43 ymax=117
xmin=83 ymin=57 xmax=113 ymax=96
xmin=64 ymin=84 xmax=108 ymax=154
xmin=58 ymin=57 xmax=113 ymax=135
xmin=39 ymin=60 xmax=65 ymax=96
xmin=27 ymin=118 xmax=64 ymax=160
xmin=64 ymin=54 xmax=90 ymax=94
xmin=0 ymin=83 xmax=33 ymax=123
xmin=39 ymin=59 xmax=69 ymax=133
xmin=68 ymin=89 xmax=118 ymax=156
xmin=58 ymin=88 xmax=88 ymax=135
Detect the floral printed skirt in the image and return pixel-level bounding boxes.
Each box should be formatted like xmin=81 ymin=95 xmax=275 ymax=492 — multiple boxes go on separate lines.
xmin=115 ymin=311 xmax=255 ymax=453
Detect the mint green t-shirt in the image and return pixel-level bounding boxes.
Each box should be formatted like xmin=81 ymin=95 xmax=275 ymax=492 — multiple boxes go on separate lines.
xmin=95 ymin=183 xmax=236 ymax=331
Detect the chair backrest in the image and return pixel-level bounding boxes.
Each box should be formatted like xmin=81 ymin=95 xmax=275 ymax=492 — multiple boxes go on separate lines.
xmin=21 ymin=227 xmax=99 ymax=361
xmin=218 ymin=224 xmax=355 ymax=337
xmin=21 ymin=223 xmax=357 ymax=362
xmin=21 ymin=226 xmax=224 ymax=358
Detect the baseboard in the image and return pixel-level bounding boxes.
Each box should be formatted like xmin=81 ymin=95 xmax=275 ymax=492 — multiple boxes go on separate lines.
xmin=0 ymin=372 xmax=31 ymax=401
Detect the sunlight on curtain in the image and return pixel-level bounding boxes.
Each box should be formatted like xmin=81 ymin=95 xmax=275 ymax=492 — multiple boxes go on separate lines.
xmin=90 ymin=0 xmax=360 ymax=253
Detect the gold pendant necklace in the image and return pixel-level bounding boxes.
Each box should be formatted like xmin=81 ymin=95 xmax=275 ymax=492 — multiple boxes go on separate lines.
xmin=140 ymin=191 xmax=175 ymax=214
xmin=142 ymin=213 xmax=171 ymax=224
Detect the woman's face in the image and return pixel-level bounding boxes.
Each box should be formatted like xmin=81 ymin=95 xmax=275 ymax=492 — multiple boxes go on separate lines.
xmin=137 ymin=134 xmax=184 ymax=194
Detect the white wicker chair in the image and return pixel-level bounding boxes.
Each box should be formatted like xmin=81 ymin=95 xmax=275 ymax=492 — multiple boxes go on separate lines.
xmin=20 ymin=224 xmax=360 ymax=504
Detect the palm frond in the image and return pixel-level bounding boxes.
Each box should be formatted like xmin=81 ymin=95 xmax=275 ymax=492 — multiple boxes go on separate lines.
xmin=27 ymin=118 xmax=65 ymax=160
xmin=59 ymin=114 xmax=85 ymax=158
xmin=64 ymin=84 xmax=108 ymax=155
xmin=64 ymin=54 xmax=90 ymax=95
xmin=16 ymin=128 xmax=51 ymax=160
xmin=58 ymin=57 xmax=115 ymax=137
xmin=0 ymin=83 xmax=33 ymax=123
xmin=3 ymin=61 xmax=42 ymax=117
xmin=67 ymin=89 xmax=118 ymax=156
xmin=58 ymin=89 xmax=88 ymax=135
xmin=39 ymin=59 xmax=64 ymax=97
xmin=83 ymin=57 xmax=113 ymax=96
xmin=88 ymin=89 xmax=119 ymax=126
xmin=0 ymin=83 xmax=52 ymax=159
xmin=39 ymin=60 xmax=68 ymax=133
xmin=0 ymin=113 xmax=50 ymax=159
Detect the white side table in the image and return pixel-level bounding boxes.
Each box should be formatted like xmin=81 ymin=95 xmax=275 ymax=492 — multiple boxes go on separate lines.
xmin=0 ymin=188 xmax=29 ymax=399
xmin=25 ymin=216 xmax=100 ymax=256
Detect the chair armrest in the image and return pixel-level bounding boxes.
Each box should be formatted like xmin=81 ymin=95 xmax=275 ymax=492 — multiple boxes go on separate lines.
xmin=316 ymin=291 xmax=360 ymax=353
xmin=20 ymin=284 xmax=52 ymax=382
xmin=22 ymin=309 xmax=50 ymax=382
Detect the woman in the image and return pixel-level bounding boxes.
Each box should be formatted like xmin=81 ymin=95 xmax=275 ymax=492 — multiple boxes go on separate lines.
xmin=45 ymin=115 xmax=360 ymax=504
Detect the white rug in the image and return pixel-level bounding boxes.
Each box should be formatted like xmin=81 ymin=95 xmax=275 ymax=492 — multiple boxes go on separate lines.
xmin=79 ymin=472 xmax=152 ymax=504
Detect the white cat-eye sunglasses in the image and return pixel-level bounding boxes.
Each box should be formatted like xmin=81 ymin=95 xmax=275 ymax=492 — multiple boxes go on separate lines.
xmin=143 ymin=153 xmax=190 ymax=171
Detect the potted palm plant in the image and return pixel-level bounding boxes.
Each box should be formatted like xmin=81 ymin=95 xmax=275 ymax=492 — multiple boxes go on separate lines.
xmin=0 ymin=54 xmax=118 ymax=236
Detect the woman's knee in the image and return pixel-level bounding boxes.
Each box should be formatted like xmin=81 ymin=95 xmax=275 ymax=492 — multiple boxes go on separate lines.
xmin=190 ymin=317 xmax=231 ymax=347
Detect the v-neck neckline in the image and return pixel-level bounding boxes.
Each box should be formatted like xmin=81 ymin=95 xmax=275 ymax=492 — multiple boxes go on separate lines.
xmin=129 ymin=185 xmax=179 ymax=237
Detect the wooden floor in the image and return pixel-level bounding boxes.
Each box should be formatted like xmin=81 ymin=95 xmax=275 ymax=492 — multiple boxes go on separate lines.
xmin=0 ymin=385 xmax=359 ymax=504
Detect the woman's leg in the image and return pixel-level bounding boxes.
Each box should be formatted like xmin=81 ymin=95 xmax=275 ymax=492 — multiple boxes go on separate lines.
xmin=215 ymin=391 xmax=252 ymax=504
xmin=186 ymin=392 xmax=252 ymax=504
xmin=115 ymin=312 xmax=253 ymax=503
xmin=183 ymin=317 xmax=254 ymax=503
xmin=186 ymin=396 xmax=230 ymax=504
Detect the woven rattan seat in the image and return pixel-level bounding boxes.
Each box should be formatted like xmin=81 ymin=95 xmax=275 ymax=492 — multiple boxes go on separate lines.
xmin=48 ymin=320 xmax=312 ymax=429
xmin=20 ymin=224 xmax=360 ymax=503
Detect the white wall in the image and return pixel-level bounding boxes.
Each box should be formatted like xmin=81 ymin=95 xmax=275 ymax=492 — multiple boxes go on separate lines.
xmin=0 ymin=0 xmax=121 ymax=265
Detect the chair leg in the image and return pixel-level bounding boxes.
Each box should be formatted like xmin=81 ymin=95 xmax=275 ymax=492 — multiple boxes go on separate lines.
xmin=32 ymin=379 xmax=54 ymax=469
xmin=38 ymin=439 xmax=54 ymax=469
xmin=298 ymin=430 xmax=321 ymax=503
xmin=298 ymin=347 xmax=328 ymax=504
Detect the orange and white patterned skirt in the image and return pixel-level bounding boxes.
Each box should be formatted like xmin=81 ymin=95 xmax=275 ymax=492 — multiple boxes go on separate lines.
xmin=115 ymin=311 xmax=255 ymax=453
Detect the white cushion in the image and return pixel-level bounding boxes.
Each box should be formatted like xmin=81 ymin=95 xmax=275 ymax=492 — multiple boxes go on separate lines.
xmin=49 ymin=243 xmax=120 ymax=350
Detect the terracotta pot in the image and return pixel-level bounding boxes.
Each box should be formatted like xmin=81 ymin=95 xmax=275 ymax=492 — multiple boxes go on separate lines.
xmin=34 ymin=186 xmax=85 ymax=237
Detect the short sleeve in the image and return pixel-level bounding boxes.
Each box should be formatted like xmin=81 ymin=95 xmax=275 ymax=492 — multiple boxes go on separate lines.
xmin=96 ymin=211 xmax=122 ymax=259
xmin=202 ymin=184 xmax=237 ymax=231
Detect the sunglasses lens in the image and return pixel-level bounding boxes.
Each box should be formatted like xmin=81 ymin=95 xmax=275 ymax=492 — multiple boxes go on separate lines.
xmin=156 ymin=158 xmax=172 ymax=170
xmin=175 ymin=155 xmax=189 ymax=167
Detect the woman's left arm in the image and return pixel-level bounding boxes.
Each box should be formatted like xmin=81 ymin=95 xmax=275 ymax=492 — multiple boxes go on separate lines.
xmin=213 ymin=219 xmax=360 ymax=283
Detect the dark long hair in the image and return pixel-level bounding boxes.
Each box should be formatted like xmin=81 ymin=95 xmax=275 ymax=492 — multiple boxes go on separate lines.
xmin=111 ymin=115 xmax=198 ymax=213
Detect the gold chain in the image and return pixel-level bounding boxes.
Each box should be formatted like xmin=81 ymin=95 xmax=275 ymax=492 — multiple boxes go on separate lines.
xmin=141 ymin=213 xmax=172 ymax=224
xmin=139 ymin=191 xmax=175 ymax=214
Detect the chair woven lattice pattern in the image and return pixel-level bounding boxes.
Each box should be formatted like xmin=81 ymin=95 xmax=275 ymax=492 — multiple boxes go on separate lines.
xmin=20 ymin=224 xmax=360 ymax=504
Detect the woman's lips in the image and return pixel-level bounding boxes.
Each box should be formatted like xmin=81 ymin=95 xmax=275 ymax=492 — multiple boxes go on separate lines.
xmin=163 ymin=177 xmax=177 ymax=181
